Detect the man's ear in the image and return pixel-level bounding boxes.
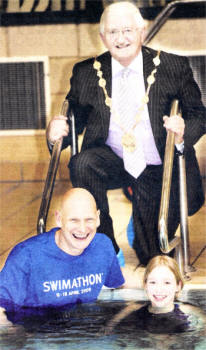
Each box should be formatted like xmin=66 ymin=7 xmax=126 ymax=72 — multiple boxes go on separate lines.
xmin=140 ymin=27 xmax=146 ymax=44
xmin=100 ymin=32 xmax=107 ymax=47
xmin=55 ymin=210 xmax=62 ymax=227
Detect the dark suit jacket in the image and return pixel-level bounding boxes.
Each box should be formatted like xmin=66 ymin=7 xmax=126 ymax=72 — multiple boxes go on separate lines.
xmin=65 ymin=46 xmax=205 ymax=215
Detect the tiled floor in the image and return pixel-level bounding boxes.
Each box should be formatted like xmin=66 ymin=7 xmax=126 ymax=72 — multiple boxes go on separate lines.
xmin=0 ymin=171 xmax=205 ymax=290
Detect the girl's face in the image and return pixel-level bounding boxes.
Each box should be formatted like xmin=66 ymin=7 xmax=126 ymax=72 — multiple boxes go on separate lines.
xmin=145 ymin=265 xmax=181 ymax=309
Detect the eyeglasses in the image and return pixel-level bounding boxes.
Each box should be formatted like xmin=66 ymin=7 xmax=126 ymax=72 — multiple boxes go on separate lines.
xmin=105 ymin=28 xmax=138 ymax=40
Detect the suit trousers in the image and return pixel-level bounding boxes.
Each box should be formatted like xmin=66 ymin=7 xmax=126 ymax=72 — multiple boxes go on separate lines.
xmin=69 ymin=145 xmax=180 ymax=265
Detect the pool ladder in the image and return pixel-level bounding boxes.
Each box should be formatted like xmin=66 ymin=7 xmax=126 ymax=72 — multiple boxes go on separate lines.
xmin=37 ymin=98 xmax=194 ymax=279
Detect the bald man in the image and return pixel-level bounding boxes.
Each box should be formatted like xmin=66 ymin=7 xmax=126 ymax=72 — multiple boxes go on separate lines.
xmin=0 ymin=188 xmax=124 ymax=325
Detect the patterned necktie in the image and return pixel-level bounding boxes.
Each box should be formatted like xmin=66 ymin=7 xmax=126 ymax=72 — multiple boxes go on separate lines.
xmin=118 ymin=68 xmax=146 ymax=178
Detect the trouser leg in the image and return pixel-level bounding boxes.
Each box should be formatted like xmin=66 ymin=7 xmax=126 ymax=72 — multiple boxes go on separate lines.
xmin=69 ymin=146 xmax=126 ymax=253
xmin=131 ymin=165 xmax=180 ymax=265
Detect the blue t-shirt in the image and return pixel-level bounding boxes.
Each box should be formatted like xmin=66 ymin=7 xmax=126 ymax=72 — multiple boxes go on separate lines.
xmin=0 ymin=228 xmax=124 ymax=309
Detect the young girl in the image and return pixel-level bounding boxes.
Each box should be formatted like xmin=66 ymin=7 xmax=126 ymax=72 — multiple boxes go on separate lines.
xmin=103 ymin=255 xmax=192 ymax=334
xmin=143 ymin=255 xmax=184 ymax=313
xmin=137 ymin=255 xmax=190 ymax=333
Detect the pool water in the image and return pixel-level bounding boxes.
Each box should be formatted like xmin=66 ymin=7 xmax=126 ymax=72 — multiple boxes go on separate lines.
xmin=0 ymin=289 xmax=206 ymax=350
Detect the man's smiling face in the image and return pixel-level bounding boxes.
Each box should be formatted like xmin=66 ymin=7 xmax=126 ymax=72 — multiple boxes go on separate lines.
xmin=56 ymin=189 xmax=100 ymax=256
xmin=100 ymin=7 xmax=145 ymax=67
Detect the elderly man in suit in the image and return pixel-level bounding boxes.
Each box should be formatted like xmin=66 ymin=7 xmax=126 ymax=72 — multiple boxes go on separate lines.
xmin=47 ymin=1 xmax=205 ymax=266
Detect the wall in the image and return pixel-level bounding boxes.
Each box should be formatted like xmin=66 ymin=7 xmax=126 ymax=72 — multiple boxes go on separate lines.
xmin=0 ymin=18 xmax=205 ymax=115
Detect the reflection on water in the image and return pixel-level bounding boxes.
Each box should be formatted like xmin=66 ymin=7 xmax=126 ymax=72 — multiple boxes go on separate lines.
xmin=0 ymin=292 xmax=206 ymax=350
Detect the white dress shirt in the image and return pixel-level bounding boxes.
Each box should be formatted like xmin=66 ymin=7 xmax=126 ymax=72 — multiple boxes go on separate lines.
xmin=106 ymin=51 xmax=162 ymax=165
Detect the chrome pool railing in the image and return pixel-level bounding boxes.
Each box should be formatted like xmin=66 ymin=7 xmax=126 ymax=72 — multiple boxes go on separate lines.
xmin=37 ymin=100 xmax=78 ymax=235
xmin=158 ymin=100 xmax=181 ymax=255
xmin=144 ymin=0 xmax=206 ymax=45
xmin=158 ymin=99 xmax=193 ymax=277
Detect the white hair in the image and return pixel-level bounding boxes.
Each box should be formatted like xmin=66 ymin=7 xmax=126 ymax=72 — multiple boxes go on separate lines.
xmin=99 ymin=1 xmax=145 ymax=34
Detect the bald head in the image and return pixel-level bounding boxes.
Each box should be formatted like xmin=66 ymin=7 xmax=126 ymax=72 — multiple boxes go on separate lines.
xmin=61 ymin=188 xmax=97 ymax=213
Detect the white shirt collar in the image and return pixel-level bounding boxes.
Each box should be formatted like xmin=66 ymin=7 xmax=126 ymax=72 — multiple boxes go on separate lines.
xmin=112 ymin=51 xmax=143 ymax=77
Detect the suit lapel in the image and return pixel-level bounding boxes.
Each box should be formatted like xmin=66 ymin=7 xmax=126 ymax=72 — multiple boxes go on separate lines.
xmin=97 ymin=51 xmax=112 ymax=139
xmin=142 ymin=46 xmax=160 ymax=142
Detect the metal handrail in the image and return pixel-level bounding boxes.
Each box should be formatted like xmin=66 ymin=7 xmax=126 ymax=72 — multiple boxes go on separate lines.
xmin=158 ymin=99 xmax=193 ymax=276
xmin=37 ymin=100 xmax=78 ymax=234
xmin=144 ymin=0 xmax=206 ymax=45
xmin=158 ymin=100 xmax=181 ymax=254
xmin=178 ymin=150 xmax=194 ymax=273
xmin=37 ymin=137 xmax=63 ymax=234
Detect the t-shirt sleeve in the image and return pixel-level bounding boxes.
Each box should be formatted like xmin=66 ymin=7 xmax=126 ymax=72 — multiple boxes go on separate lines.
xmin=104 ymin=252 xmax=125 ymax=288
xmin=0 ymin=244 xmax=30 ymax=308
